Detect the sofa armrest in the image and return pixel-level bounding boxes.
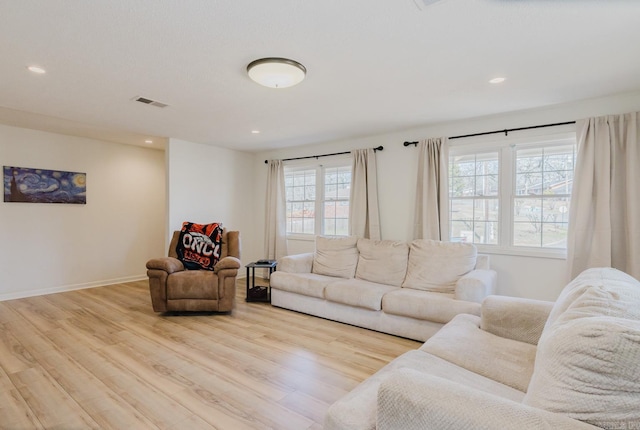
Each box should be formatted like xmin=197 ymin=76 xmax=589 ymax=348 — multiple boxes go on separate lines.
xmin=146 ymin=257 xmax=184 ymax=274
xmin=455 ymin=269 xmax=496 ymax=303
xmin=277 ymin=252 xmax=314 ymax=273
xmin=214 ymin=256 xmax=241 ymax=273
xmin=377 ymin=369 xmax=598 ymax=430
xmin=481 ymin=295 xmax=554 ymax=345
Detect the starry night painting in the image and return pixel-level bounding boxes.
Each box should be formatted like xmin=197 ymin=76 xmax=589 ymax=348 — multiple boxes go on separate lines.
xmin=3 ymin=166 xmax=86 ymax=204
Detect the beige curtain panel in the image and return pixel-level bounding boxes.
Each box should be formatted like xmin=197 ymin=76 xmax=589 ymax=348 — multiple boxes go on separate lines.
xmin=413 ymin=137 xmax=449 ymax=240
xmin=567 ymin=112 xmax=640 ymax=280
xmin=264 ymin=159 xmax=288 ymax=260
xmin=349 ymin=148 xmax=381 ymax=240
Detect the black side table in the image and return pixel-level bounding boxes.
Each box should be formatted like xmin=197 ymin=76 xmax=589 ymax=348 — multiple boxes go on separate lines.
xmin=245 ymin=261 xmax=277 ymax=302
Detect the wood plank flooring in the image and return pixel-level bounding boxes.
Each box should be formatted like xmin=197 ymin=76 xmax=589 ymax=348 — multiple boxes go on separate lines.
xmin=0 ymin=278 xmax=420 ymax=429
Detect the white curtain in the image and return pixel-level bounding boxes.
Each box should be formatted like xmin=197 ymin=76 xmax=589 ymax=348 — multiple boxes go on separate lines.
xmin=349 ymin=148 xmax=381 ymax=240
xmin=567 ymin=112 xmax=640 ymax=280
xmin=413 ymin=137 xmax=449 ymax=240
xmin=264 ymin=160 xmax=288 ymax=260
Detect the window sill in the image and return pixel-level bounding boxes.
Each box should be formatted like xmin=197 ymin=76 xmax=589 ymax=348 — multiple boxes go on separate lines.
xmin=476 ymin=245 xmax=567 ymax=260
xmin=286 ymin=234 xmax=316 ymax=242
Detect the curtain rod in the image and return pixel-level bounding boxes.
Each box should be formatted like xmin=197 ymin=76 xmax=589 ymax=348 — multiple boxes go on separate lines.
xmin=264 ymin=145 xmax=383 ymax=164
xmin=402 ymin=120 xmax=576 ymax=147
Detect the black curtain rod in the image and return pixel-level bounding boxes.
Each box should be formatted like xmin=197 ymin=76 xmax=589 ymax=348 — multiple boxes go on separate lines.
xmin=402 ymin=120 xmax=576 ymax=147
xmin=264 ymin=145 xmax=383 ymax=164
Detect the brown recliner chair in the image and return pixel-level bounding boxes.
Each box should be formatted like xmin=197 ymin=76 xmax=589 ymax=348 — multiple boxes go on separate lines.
xmin=146 ymin=230 xmax=241 ymax=312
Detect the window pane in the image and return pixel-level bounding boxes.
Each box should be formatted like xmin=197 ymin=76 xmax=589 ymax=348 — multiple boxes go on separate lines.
xmin=450 ymin=220 xmax=474 ymax=243
xmin=335 ymin=218 xmax=349 ymax=236
xmin=293 ymin=186 xmax=304 ymax=200
xmin=474 ymin=221 xmax=498 ymax=245
xmin=474 ymin=199 xmax=499 ymax=221
xmin=335 ymin=200 xmax=349 ymax=217
xmin=476 ymin=157 xmax=499 ymax=175
xmin=513 ymin=221 xmax=542 ymax=247
xmin=303 ymin=219 xmax=315 ymax=234
xmin=337 ymin=183 xmax=350 ymax=199
xmin=450 ymin=176 xmax=475 ymax=197
xmin=324 ymin=201 xmax=336 ymax=218
xmin=475 ymin=175 xmax=498 ymax=196
xmin=542 ymin=223 xmax=569 ymax=248
xmin=450 ymin=199 xmax=473 ymax=221
xmin=325 ymin=184 xmax=337 ymax=200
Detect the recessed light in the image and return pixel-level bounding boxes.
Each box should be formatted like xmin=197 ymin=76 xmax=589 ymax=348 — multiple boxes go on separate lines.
xmin=251 ymin=130 xmax=261 ymax=134
xmin=489 ymin=77 xmax=506 ymax=84
xmin=27 ymin=65 xmax=46 ymax=74
xmin=145 ymin=140 xmax=153 ymax=144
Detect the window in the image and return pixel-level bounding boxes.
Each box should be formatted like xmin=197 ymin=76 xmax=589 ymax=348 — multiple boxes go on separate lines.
xmin=448 ymin=133 xmax=576 ymax=255
xmin=285 ymin=162 xmax=351 ymax=237
xmin=513 ymin=145 xmax=575 ymax=248
xmin=449 ymin=151 xmax=500 ymax=244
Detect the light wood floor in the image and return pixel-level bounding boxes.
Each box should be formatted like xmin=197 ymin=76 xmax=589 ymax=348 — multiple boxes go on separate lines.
xmin=0 ymin=278 xmax=420 ymax=429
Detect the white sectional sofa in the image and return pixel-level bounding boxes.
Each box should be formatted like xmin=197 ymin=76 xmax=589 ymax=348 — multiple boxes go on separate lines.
xmin=270 ymin=236 xmax=497 ymax=342
xmin=324 ymin=267 xmax=640 ymax=430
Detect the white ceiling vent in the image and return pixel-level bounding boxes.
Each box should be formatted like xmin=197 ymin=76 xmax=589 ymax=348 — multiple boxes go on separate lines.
xmin=132 ymin=96 xmax=169 ymax=108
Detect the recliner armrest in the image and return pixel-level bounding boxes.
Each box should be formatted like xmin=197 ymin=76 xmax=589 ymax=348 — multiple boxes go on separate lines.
xmin=277 ymin=252 xmax=314 ymax=273
xmin=377 ymin=369 xmax=598 ymax=430
xmin=455 ymin=269 xmax=496 ymax=303
xmin=214 ymin=256 xmax=241 ymax=273
xmin=146 ymin=257 xmax=184 ymax=274
xmin=481 ymin=295 xmax=553 ymax=345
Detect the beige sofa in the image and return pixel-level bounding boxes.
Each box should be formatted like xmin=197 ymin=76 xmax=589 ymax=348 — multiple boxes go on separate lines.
xmin=270 ymin=236 xmax=497 ymax=342
xmin=325 ymin=267 xmax=640 ymax=430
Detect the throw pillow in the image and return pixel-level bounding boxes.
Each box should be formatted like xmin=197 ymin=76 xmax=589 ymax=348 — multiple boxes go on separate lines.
xmin=523 ymin=316 xmax=640 ymax=428
xmin=355 ymin=239 xmax=408 ymax=287
xmin=402 ymin=239 xmax=477 ymax=293
xmin=312 ymin=235 xmax=359 ymax=278
xmin=176 ymin=222 xmax=223 ymax=270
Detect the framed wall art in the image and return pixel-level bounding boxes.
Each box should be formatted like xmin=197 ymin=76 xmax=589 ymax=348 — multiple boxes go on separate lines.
xmin=3 ymin=166 xmax=86 ymax=204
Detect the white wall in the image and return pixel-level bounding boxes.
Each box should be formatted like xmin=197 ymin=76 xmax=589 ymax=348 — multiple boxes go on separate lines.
xmin=253 ymin=91 xmax=640 ymax=301
xmin=0 ymin=124 xmax=165 ymax=300
xmin=167 ymin=138 xmax=258 ymax=266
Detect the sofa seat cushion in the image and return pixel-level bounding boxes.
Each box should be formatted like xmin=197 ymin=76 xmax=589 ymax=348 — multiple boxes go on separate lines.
xmin=355 ymin=239 xmax=408 ymax=287
xmin=324 ymin=350 xmax=525 ymax=430
xmin=324 ymin=279 xmax=398 ymax=311
xmin=312 ymin=235 xmax=359 ymax=278
xmin=402 ymin=239 xmax=477 ymax=293
xmin=420 ymin=314 xmax=536 ymax=392
xmin=382 ymin=288 xmax=480 ymax=324
xmin=167 ymin=270 xmax=218 ymax=300
xmin=269 ymin=272 xmax=334 ymax=299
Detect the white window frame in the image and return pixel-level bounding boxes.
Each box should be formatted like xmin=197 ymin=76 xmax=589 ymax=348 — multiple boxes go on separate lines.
xmin=449 ymin=130 xmax=576 ymax=259
xmin=284 ymin=156 xmax=352 ymax=241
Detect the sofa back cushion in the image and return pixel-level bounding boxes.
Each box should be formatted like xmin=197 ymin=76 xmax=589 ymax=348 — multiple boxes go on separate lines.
xmin=402 ymin=240 xmax=477 ymax=293
xmin=544 ymin=267 xmax=640 ymax=330
xmin=523 ymin=268 xmax=640 ymax=427
xmin=312 ymin=235 xmax=359 ymax=278
xmin=355 ymin=239 xmax=409 ymax=287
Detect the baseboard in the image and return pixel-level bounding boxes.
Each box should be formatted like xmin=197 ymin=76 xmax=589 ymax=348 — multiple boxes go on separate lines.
xmin=0 ymin=275 xmax=148 ymax=302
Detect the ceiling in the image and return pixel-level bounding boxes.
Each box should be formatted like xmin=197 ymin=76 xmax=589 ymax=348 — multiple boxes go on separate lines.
xmin=2 ymin=0 xmax=640 ymax=152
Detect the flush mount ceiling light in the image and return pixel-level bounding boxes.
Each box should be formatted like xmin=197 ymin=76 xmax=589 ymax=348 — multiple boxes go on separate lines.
xmin=247 ymin=57 xmax=306 ymax=89
xmin=489 ymin=77 xmax=506 ymax=84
